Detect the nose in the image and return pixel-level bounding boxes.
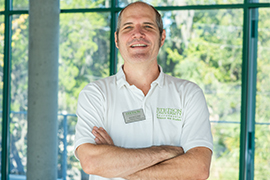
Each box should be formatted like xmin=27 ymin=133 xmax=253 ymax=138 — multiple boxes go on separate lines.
xmin=132 ymin=25 xmax=145 ymax=39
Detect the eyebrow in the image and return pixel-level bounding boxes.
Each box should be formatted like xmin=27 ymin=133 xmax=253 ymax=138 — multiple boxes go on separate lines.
xmin=122 ymin=22 xmax=156 ymax=27
xmin=143 ymin=22 xmax=156 ymax=26
xmin=122 ymin=22 xmax=133 ymax=27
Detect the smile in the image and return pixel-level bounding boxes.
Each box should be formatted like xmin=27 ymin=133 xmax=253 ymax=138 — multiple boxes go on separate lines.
xmin=131 ymin=44 xmax=147 ymax=48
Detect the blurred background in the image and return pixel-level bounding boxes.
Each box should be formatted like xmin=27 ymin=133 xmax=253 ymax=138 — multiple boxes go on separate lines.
xmin=0 ymin=0 xmax=269 ymax=179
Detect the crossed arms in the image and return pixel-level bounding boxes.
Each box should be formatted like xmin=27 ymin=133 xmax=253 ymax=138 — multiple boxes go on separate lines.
xmin=76 ymin=126 xmax=212 ymax=180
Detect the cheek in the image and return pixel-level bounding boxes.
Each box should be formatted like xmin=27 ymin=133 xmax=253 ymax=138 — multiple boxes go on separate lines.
xmin=158 ymin=37 xmax=162 ymax=47
xmin=118 ymin=36 xmax=127 ymax=47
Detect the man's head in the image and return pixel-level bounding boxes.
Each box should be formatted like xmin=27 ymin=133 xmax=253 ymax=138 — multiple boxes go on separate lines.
xmin=114 ymin=1 xmax=166 ymax=65
xmin=116 ymin=1 xmax=164 ymax=46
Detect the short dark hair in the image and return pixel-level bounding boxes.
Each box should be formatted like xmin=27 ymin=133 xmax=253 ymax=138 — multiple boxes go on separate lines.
xmin=116 ymin=1 xmax=163 ymax=38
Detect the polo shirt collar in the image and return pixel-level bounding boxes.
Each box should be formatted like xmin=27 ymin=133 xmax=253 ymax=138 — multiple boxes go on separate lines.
xmin=116 ymin=65 xmax=165 ymax=88
xmin=152 ymin=65 xmax=164 ymax=88
xmin=116 ymin=66 xmax=129 ymax=88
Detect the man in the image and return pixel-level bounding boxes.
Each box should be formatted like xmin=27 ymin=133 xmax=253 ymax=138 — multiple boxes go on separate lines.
xmin=74 ymin=1 xmax=213 ymax=180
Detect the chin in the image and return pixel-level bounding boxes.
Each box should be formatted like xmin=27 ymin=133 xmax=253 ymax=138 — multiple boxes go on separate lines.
xmin=131 ymin=53 xmax=150 ymax=60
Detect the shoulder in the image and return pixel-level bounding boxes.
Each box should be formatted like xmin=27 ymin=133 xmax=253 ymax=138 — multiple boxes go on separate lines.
xmin=78 ymin=75 xmax=117 ymax=102
xmin=81 ymin=75 xmax=116 ymax=93
xmin=163 ymin=73 xmax=202 ymax=94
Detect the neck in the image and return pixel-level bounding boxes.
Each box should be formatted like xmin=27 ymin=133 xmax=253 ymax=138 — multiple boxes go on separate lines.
xmin=123 ymin=62 xmax=160 ymax=96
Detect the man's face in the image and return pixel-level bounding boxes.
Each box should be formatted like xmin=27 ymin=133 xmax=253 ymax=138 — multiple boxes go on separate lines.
xmin=115 ymin=3 xmax=166 ymax=66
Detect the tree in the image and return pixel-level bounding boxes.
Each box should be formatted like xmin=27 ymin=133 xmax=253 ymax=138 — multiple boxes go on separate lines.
xmin=58 ymin=7 xmax=111 ymax=178
xmin=158 ymin=8 xmax=243 ymax=179
xmin=254 ymin=8 xmax=270 ymax=180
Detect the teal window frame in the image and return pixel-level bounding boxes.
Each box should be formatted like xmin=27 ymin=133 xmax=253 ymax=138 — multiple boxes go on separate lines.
xmin=1 ymin=0 xmax=28 ymax=178
xmin=1 ymin=0 xmax=270 ymax=179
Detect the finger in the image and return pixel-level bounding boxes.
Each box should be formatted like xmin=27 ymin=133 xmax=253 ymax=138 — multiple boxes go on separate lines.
xmin=94 ymin=137 xmax=104 ymax=145
xmin=92 ymin=126 xmax=114 ymax=145
xmin=92 ymin=129 xmax=108 ymax=144
xmin=94 ymin=133 xmax=107 ymax=145
xmin=94 ymin=137 xmax=100 ymax=144
xmin=92 ymin=127 xmax=114 ymax=145
xmin=97 ymin=127 xmax=114 ymax=145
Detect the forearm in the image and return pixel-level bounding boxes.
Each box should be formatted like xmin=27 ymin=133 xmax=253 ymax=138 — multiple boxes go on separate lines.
xmin=77 ymin=143 xmax=183 ymax=178
xmin=125 ymin=147 xmax=212 ymax=180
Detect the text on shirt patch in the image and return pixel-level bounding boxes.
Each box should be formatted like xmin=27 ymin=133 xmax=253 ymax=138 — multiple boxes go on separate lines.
xmin=156 ymin=108 xmax=182 ymax=121
xmin=122 ymin=108 xmax=146 ymax=124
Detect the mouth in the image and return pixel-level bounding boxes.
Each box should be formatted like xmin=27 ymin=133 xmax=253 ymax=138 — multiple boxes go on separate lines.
xmin=130 ymin=44 xmax=147 ymax=48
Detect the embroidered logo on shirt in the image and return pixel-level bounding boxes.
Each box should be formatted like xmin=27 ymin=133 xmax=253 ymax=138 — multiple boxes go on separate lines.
xmin=156 ymin=108 xmax=182 ymax=121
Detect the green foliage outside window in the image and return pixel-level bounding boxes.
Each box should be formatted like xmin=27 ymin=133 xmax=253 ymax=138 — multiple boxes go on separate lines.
xmin=157 ymin=9 xmax=243 ymax=179
xmin=59 ymin=12 xmax=110 ymax=113
xmin=12 ymin=0 xmax=28 ymax=10
xmin=58 ymin=11 xmax=111 ymax=178
xmin=60 ymin=0 xmax=110 ymax=8
xmin=254 ymin=8 xmax=270 ymax=180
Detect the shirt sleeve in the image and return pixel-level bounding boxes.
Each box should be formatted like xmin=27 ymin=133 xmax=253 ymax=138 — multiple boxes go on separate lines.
xmin=73 ymin=83 xmax=106 ymax=159
xmin=180 ymin=87 xmax=213 ymax=153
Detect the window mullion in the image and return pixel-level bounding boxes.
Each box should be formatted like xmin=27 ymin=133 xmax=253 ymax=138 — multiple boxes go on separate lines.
xmin=109 ymin=0 xmax=118 ymax=75
xmin=1 ymin=0 xmax=12 ymax=180
xmin=246 ymin=7 xmax=258 ymax=180
xmin=239 ymin=1 xmax=258 ymax=179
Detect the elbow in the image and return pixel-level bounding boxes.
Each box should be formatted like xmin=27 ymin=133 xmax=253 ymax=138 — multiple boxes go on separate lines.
xmin=80 ymin=157 xmax=97 ymax=175
xmin=199 ymin=170 xmax=210 ymax=180
xmin=77 ymin=144 xmax=116 ymax=178
xmin=197 ymin=163 xmax=210 ymax=180
xmin=80 ymin=157 xmax=117 ymax=178
xmin=80 ymin=155 xmax=102 ymax=176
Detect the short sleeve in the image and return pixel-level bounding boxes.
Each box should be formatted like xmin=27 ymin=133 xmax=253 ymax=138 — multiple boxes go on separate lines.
xmin=73 ymin=84 xmax=106 ymax=159
xmin=180 ymin=88 xmax=213 ymax=153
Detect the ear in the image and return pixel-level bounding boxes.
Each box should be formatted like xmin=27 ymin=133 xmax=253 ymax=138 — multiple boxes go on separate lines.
xmin=160 ymin=29 xmax=166 ymax=47
xmin=114 ymin=32 xmax=119 ymax=49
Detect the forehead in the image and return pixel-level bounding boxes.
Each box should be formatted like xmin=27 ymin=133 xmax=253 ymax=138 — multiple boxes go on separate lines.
xmin=120 ymin=3 xmax=156 ymax=25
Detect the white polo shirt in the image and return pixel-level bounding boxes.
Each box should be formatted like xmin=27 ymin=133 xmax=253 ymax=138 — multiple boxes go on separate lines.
xmin=74 ymin=66 xmax=213 ymax=180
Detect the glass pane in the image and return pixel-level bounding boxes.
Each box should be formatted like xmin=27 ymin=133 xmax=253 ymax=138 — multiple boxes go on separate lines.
xmin=251 ymin=0 xmax=270 ymax=2
xmin=12 ymin=0 xmax=28 ymax=10
xmin=158 ymin=9 xmax=242 ymax=179
xmin=60 ymin=0 xmax=111 ymax=9
xmin=0 ymin=15 xmax=4 ymax=173
xmin=9 ymin=14 xmax=29 ymax=178
xmin=119 ymin=0 xmax=243 ymax=7
xmin=0 ymin=0 xmax=4 ymax=11
xmin=59 ymin=12 xmax=110 ymax=179
xmin=255 ymin=8 xmax=270 ymax=180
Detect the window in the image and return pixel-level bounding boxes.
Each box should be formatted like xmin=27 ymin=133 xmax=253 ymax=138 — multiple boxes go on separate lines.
xmin=12 ymin=0 xmax=28 ymax=10
xmin=0 ymin=1 xmax=3 ymax=11
xmin=158 ymin=9 xmax=243 ymax=179
xmin=58 ymin=12 xmax=111 ymax=179
xmin=1 ymin=0 xmax=269 ymax=179
xmin=9 ymin=14 xmax=28 ymax=176
xmin=61 ymin=0 xmax=111 ymax=9
xmin=254 ymin=8 xmax=270 ymax=180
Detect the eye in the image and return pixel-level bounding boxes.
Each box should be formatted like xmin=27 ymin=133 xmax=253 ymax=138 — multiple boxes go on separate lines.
xmin=124 ymin=26 xmax=132 ymax=29
xmin=144 ymin=25 xmax=154 ymax=30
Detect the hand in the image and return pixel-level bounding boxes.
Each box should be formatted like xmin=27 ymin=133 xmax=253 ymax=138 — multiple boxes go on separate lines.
xmin=92 ymin=126 xmax=114 ymax=145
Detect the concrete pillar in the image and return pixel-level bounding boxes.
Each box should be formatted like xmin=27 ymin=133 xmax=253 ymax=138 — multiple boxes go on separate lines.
xmin=27 ymin=0 xmax=59 ymax=179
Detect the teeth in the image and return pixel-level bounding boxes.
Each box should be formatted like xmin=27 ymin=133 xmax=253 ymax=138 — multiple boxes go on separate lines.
xmin=131 ymin=44 xmax=147 ymax=47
